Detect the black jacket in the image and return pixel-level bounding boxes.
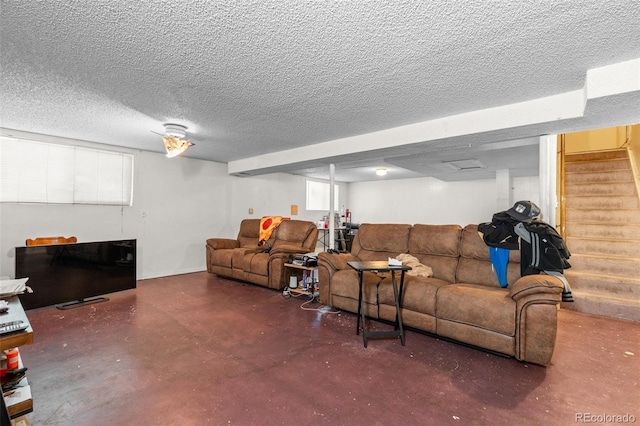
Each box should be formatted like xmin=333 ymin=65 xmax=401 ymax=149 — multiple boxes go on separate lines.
xmin=477 ymin=211 xmax=520 ymax=250
xmin=519 ymin=221 xmax=571 ymax=275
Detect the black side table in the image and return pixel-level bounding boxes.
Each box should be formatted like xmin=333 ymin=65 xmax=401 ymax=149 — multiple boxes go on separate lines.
xmin=347 ymin=261 xmax=410 ymax=347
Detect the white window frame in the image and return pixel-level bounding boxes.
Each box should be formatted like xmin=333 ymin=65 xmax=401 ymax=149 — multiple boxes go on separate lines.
xmin=0 ymin=137 xmax=134 ymax=206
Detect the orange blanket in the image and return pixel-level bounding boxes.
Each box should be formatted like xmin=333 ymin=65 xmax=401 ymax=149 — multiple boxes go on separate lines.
xmin=259 ymin=216 xmax=289 ymax=245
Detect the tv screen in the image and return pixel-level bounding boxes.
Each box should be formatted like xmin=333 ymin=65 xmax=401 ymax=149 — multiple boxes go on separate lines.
xmin=15 ymin=239 xmax=136 ymax=310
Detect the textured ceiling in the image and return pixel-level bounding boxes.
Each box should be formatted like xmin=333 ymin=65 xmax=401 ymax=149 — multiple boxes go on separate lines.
xmin=1 ymin=1 xmax=639 ymax=182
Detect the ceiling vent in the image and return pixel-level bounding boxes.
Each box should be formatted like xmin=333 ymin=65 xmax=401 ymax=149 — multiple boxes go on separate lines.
xmin=442 ymin=159 xmax=486 ymax=171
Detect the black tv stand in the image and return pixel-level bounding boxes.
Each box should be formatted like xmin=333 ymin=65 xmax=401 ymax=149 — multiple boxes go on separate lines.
xmin=56 ymin=296 xmax=109 ymax=310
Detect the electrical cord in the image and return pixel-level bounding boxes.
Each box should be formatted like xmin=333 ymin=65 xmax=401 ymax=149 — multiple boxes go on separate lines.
xmin=300 ymin=298 xmax=341 ymax=313
xmin=282 ymin=286 xmax=341 ymax=314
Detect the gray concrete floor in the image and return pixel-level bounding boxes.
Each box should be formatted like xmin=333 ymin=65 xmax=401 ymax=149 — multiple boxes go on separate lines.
xmin=19 ymin=272 xmax=640 ymax=425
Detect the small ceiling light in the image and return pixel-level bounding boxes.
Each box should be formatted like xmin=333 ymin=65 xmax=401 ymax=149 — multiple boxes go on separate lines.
xmin=376 ymin=167 xmax=387 ymax=176
xmin=162 ymin=123 xmax=194 ymax=158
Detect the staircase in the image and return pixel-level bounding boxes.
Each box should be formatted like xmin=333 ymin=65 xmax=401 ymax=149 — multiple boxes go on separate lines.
xmin=563 ymin=148 xmax=640 ymax=322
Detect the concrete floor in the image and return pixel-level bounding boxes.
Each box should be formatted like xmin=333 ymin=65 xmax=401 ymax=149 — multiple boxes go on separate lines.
xmin=18 ymin=272 xmax=640 ymax=425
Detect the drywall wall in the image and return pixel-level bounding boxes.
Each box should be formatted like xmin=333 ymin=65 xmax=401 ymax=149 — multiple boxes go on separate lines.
xmin=0 ymin=131 xmax=539 ymax=280
xmin=347 ymin=175 xmax=540 ymax=226
xmin=0 ymin=135 xmax=347 ymax=280
xmin=564 ymin=126 xmax=629 ymax=153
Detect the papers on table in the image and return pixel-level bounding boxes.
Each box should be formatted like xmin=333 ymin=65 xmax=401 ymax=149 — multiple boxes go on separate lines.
xmin=0 ymin=277 xmax=31 ymax=298
xmin=388 ymin=257 xmax=402 ymax=266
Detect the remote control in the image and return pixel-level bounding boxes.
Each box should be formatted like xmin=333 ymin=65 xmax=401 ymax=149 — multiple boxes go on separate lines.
xmin=0 ymin=320 xmax=28 ymax=334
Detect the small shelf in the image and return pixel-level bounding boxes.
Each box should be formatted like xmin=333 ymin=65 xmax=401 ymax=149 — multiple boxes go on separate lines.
xmin=288 ymin=287 xmax=312 ymax=296
xmin=284 ymin=262 xmax=318 ymax=297
xmin=1 ymin=297 xmax=34 ymax=420
xmin=283 ymin=262 xmax=316 ymax=272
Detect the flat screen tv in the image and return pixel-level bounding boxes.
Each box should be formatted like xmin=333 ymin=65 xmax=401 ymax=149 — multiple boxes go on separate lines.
xmin=15 ymin=239 xmax=136 ymax=310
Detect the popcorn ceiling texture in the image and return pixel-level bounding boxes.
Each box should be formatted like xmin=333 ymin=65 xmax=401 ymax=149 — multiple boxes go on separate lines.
xmin=1 ymin=1 xmax=639 ymax=180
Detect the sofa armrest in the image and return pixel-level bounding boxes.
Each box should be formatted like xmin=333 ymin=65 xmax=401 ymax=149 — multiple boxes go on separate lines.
xmin=509 ymin=274 xmax=563 ymax=301
xmin=510 ymin=274 xmax=563 ymax=365
xmin=317 ymin=252 xmax=360 ymax=305
xmin=317 ymin=251 xmax=358 ymax=272
xmin=269 ymin=244 xmax=309 ymax=256
xmin=206 ymin=238 xmax=240 ymax=250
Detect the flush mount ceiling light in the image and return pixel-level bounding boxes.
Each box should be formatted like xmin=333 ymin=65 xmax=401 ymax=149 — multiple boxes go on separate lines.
xmin=162 ymin=123 xmax=194 ymax=158
xmin=376 ymin=167 xmax=387 ymax=176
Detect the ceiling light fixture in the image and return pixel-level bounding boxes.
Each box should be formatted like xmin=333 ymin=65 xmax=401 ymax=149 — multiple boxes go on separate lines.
xmin=376 ymin=167 xmax=387 ymax=176
xmin=162 ymin=123 xmax=194 ymax=158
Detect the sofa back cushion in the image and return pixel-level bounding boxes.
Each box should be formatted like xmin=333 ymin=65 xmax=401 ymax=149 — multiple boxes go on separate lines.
xmin=457 ymin=224 xmax=521 ymax=287
xmin=272 ymin=220 xmax=318 ymax=251
xmin=408 ymin=224 xmax=462 ymax=282
xmin=237 ymin=219 xmax=261 ymax=247
xmin=351 ymin=223 xmax=412 ymax=261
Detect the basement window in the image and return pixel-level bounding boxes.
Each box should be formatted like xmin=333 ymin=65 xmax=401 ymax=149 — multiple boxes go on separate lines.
xmin=306 ymin=180 xmax=339 ymax=211
xmin=0 ymin=137 xmax=134 ymax=206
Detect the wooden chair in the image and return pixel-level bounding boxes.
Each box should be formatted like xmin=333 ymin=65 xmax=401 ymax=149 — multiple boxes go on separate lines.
xmin=26 ymin=236 xmax=77 ymax=246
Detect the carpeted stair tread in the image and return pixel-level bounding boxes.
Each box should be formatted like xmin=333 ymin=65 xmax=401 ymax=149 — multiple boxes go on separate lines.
xmin=564 ymin=270 xmax=640 ymax=297
xmin=564 ymin=195 xmax=639 ymax=209
xmin=565 ymin=158 xmax=630 ymax=173
xmin=566 ymin=236 xmax=640 ymax=257
xmin=566 ymin=208 xmax=640 ymax=224
xmin=563 ymin=147 xmax=639 ymax=321
xmin=568 ymin=253 xmax=640 ymax=277
xmin=565 ymin=169 xmax=634 ymax=184
xmin=562 ymin=290 xmax=640 ymax=322
xmin=565 ymin=182 xmax=637 ymax=196
xmin=565 ymin=222 xmax=640 ymax=239
xmin=565 ymin=149 xmax=628 ymax=162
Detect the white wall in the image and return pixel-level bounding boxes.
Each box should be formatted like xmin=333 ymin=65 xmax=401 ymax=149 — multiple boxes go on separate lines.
xmin=347 ymin=176 xmax=539 ymax=226
xmin=0 ymin=139 xmax=348 ymax=279
xmin=0 ymin=134 xmax=540 ymax=280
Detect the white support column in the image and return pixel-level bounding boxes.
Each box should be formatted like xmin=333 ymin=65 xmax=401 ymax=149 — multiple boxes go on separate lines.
xmin=329 ymin=163 xmax=335 ymax=250
xmin=539 ymin=135 xmax=558 ymax=226
xmin=496 ymin=169 xmax=511 ymax=212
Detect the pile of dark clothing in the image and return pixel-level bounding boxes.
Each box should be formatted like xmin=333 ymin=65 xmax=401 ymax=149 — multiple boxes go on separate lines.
xmin=478 ymin=201 xmax=574 ymax=302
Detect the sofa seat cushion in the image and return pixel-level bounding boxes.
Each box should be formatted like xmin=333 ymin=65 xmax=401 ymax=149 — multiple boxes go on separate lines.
xmin=378 ymin=275 xmax=449 ymax=316
xmin=232 ymin=248 xmax=251 ymax=270
xmin=240 ymin=252 xmax=270 ymax=276
xmin=436 ymin=284 xmax=515 ymax=336
xmin=330 ymin=270 xmax=381 ymax=304
xmin=211 ymin=248 xmax=234 ymax=269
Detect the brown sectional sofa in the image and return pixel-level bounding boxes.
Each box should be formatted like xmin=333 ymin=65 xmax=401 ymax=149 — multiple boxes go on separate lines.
xmin=318 ymin=223 xmax=564 ymax=365
xmin=206 ymin=219 xmax=318 ymax=290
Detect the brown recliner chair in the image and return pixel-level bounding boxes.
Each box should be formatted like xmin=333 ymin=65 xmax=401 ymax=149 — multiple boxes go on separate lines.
xmin=206 ymin=219 xmax=318 ymax=289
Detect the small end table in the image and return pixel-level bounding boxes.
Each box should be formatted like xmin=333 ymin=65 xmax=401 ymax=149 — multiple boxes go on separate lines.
xmin=347 ymin=261 xmax=410 ymax=347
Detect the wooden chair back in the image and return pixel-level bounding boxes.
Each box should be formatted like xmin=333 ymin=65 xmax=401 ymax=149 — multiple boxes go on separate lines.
xmin=26 ymin=236 xmax=77 ymax=246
